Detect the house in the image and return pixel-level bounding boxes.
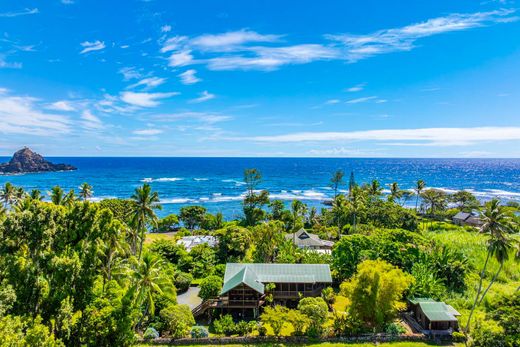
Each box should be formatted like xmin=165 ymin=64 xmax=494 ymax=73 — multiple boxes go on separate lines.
xmin=409 ymin=298 xmax=460 ymax=332
xmin=176 ymin=235 xmax=218 ymax=252
xmin=285 ymin=228 xmax=334 ymax=253
xmin=452 ymin=212 xmax=482 ymax=227
xmin=193 ymin=263 xmax=332 ymax=318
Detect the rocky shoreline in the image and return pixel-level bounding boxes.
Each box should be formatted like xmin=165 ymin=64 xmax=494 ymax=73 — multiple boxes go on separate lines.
xmin=0 ymin=147 xmax=76 ymax=174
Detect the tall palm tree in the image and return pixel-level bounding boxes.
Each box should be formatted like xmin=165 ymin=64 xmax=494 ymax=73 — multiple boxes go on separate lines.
xmin=30 ymin=189 xmax=43 ymax=201
xmin=98 ymin=219 xmax=129 ymax=288
xmin=349 ymin=186 xmax=366 ymax=232
xmin=63 ymin=189 xmax=77 ymax=206
xmin=0 ymin=182 xmax=17 ymax=208
xmin=79 ymin=182 xmax=93 ymax=201
xmin=330 ymin=170 xmax=345 ymax=199
xmin=290 ymin=200 xmax=307 ymax=231
xmin=130 ymin=183 xmax=161 ymax=259
xmin=465 ymin=199 xmax=517 ymax=333
xmin=414 ymin=180 xmax=425 ymax=212
xmin=388 ymin=182 xmax=403 ymax=203
xmin=129 ymin=252 xmax=175 ymax=325
xmin=367 ymin=179 xmax=383 ymax=200
xmin=50 ymin=186 xmax=65 ymax=205
xmin=420 ymin=189 xmax=447 ymax=218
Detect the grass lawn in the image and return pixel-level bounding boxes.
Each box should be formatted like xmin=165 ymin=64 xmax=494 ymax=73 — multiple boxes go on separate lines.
xmin=138 ymin=341 xmax=462 ymax=347
xmin=144 ymin=232 xmax=176 ymax=245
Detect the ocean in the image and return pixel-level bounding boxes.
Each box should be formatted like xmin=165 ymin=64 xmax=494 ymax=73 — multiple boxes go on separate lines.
xmin=1 ymin=157 xmax=519 ymax=219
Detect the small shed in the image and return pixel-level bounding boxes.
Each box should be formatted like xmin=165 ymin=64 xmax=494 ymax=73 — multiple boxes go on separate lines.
xmin=452 ymin=212 xmax=482 ymax=227
xmin=409 ymin=298 xmax=460 ymax=331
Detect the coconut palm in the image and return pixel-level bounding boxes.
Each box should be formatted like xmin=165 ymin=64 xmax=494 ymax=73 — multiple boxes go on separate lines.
xmin=130 ymin=183 xmax=161 ymax=259
xmin=330 ymin=170 xmax=345 ymax=199
xmin=50 ymin=186 xmax=65 ymax=205
xmin=388 ymin=182 xmax=403 ymax=203
xmin=79 ymin=182 xmax=93 ymax=201
xmin=349 ymin=186 xmax=366 ymax=232
xmin=0 ymin=182 xmax=17 ymax=207
xmin=98 ymin=218 xmax=129 ymax=287
xmin=414 ymin=180 xmax=425 ymax=212
xmin=128 ymin=252 xmax=175 ymax=324
xmin=63 ymin=189 xmax=77 ymax=207
xmin=290 ymin=199 xmax=307 ymax=230
xmin=30 ymin=189 xmax=43 ymax=201
xmin=367 ymin=179 xmax=383 ymax=200
xmin=465 ymin=199 xmax=517 ymax=332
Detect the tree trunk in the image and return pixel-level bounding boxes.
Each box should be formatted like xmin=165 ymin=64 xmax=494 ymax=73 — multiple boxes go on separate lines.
xmin=478 ymin=261 xmax=503 ymax=306
xmin=465 ymin=250 xmax=491 ymax=333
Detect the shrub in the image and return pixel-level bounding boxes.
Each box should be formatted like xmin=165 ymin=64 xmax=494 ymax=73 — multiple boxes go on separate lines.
xmin=471 ymin=320 xmax=506 ymax=347
xmin=159 ymin=304 xmax=195 ymax=339
xmin=213 ymin=314 xmax=236 ymax=336
xmin=235 ymin=320 xmax=253 ymax=336
xmin=174 ymin=272 xmax=193 ymax=293
xmin=385 ymin=322 xmax=406 ymax=335
xmin=143 ymin=327 xmax=159 ymax=340
xmin=198 ymin=275 xmax=223 ymax=300
xmin=190 ymin=326 xmax=209 ymax=339
xmin=257 ymin=322 xmax=267 ymax=336
xmin=452 ymin=331 xmax=466 ymax=343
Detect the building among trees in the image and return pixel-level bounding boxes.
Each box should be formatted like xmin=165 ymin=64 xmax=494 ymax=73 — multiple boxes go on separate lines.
xmin=452 ymin=211 xmax=482 ymax=227
xmin=408 ymin=298 xmax=461 ymax=333
xmin=285 ymin=228 xmax=334 ymax=253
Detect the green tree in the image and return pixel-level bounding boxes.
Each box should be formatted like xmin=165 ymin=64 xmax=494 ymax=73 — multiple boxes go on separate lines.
xmin=287 ymin=309 xmax=310 ymax=336
xmin=290 ymin=200 xmax=307 ymax=231
xmin=243 ymin=168 xmax=269 ymax=226
xmin=414 ymin=180 xmax=425 ymax=212
xmin=340 ymin=259 xmax=414 ymax=331
xmin=79 ymin=182 xmax=93 ymax=201
xmin=330 ymin=170 xmax=345 ymax=198
xmin=130 ymin=183 xmax=161 ymax=259
xmin=160 ymin=304 xmax=195 ymax=339
xmin=297 ymin=297 xmax=329 ymax=336
xmin=409 ymin=262 xmax=446 ymax=300
xmin=252 ymin=221 xmax=284 ymax=263
xmin=50 ymin=185 xmax=65 ymax=205
xmin=155 ymin=214 xmax=179 ymax=232
xmin=388 ymin=182 xmax=403 ymax=203
xmin=30 ymin=189 xmax=43 ymax=201
xmin=0 ymin=182 xmax=17 ymax=208
xmin=179 ymin=206 xmax=207 ymax=230
xmin=466 ymin=199 xmax=518 ymax=332
xmin=260 ymin=305 xmax=289 ymax=336
xmin=215 ymin=225 xmax=251 ymax=262
xmin=198 ymin=275 xmax=223 ymax=301
xmin=366 ymin=179 xmax=383 ymax=200
xmin=332 ymin=234 xmax=371 ymax=280
xmin=450 ymin=190 xmax=479 ymax=212
xmin=420 ymin=189 xmax=448 ymax=218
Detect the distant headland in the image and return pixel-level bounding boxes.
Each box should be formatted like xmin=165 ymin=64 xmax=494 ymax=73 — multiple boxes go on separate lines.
xmin=0 ymin=147 xmax=76 ymax=174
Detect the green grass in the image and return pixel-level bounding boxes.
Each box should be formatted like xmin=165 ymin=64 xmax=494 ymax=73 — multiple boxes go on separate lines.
xmin=144 ymin=232 xmax=177 ymax=245
xmin=138 ymin=342 xmax=460 ymax=347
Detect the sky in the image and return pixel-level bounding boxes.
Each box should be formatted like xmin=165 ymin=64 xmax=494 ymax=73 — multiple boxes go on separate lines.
xmin=1 ymin=0 xmax=520 ymax=157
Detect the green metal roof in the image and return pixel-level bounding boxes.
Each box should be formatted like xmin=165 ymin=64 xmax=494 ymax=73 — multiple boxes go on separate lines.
xmin=221 ymin=263 xmax=332 ymax=295
xmin=220 ymin=266 xmax=264 ymax=295
xmin=419 ymin=302 xmax=460 ymax=322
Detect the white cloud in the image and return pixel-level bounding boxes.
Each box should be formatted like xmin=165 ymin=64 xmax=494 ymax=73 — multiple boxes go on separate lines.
xmin=191 ymin=29 xmax=280 ymax=50
xmin=189 ymin=91 xmax=215 ymax=103
xmin=235 ymin=127 xmax=520 ymax=146
xmin=119 ymin=67 xmax=142 ymax=80
xmin=80 ymin=40 xmax=106 ymax=54
xmin=160 ymin=36 xmax=188 ymax=53
xmin=168 ymin=50 xmax=193 ymax=67
xmin=120 ymin=91 xmax=179 ymax=107
xmin=46 ymin=101 xmax=75 ymax=111
xmin=178 ymin=69 xmax=201 ymax=84
xmin=327 ymin=9 xmax=517 ymax=62
xmin=133 ymin=128 xmax=163 ymax=136
xmin=0 ymin=58 xmax=22 ymax=69
xmin=0 ymin=8 xmax=39 ymax=17
xmin=346 ymin=96 xmax=378 ymax=104
xmin=0 ymin=94 xmax=70 ymax=136
xmin=325 ymin=99 xmax=340 ymax=105
xmin=161 ymin=25 xmax=172 ymax=33
xmin=127 ymin=77 xmax=166 ymax=90
xmin=81 ymin=110 xmax=103 ymax=130
xmin=346 ymin=84 xmax=365 ymax=92
xmin=154 ymin=112 xmax=231 ymax=124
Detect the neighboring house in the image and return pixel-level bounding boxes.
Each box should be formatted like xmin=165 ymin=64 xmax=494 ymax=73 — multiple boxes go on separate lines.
xmin=176 ymin=235 xmax=218 ymax=252
xmin=285 ymin=228 xmax=335 ymax=253
xmin=452 ymin=212 xmax=482 ymax=227
xmin=193 ymin=263 xmax=333 ymax=318
xmin=409 ymin=298 xmax=461 ymax=332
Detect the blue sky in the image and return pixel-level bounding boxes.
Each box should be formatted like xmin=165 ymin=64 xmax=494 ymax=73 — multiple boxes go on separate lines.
xmin=1 ymin=0 xmax=520 ymax=157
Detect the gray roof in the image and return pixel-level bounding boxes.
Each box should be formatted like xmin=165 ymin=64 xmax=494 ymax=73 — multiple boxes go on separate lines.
xmin=221 ymin=263 xmax=332 ymax=295
xmin=285 ymin=228 xmax=334 ymax=248
xmin=453 ymin=212 xmax=471 ymax=221
xmin=419 ymin=301 xmax=460 ymax=322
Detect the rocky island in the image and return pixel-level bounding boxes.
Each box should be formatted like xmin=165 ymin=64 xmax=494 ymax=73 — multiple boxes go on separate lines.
xmin=0 ymin=147 xmax=76 ymax=174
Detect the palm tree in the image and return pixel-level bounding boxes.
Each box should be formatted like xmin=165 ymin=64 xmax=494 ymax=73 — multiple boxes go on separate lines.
xmin=0 ymin=182 xmax=17 ymax=208
xmin=98 ymin=219 xmax=129 ymax=288
xmin=63 ymin=189 xmax=77 ymax=206
xmin=420 ymin=189 xmax=447 ymax=218
xmin=50 ymin=186 xmax=65 ymax=205
xmin=290 ymin=200 xmax=307 ymax=231
xmin=30 ymin=189 xmax=43 ymax=201
xmin=129 ymin=252 xmax=175 ymax=325
xmin=330 ymin=170 xmax=345 ymax=199
xmin=414 ymin=180 xmax=425 ymax=212
xmin=388 ymin=182 xmax=403 ymax=203
xmin=331 ymin=194 xmax=349 ymax=234
xmin=367 ymin=179 xmax=383 ymax=200
xmin=465 ymin=199 xmax=517 ymax=333
xmin=130 ymin=183 xmax=161 ymax=259
xmin=349 ymin=186 xmax=366 ymax=232
xmin=79 ymin=182 xmax=93 ymax=201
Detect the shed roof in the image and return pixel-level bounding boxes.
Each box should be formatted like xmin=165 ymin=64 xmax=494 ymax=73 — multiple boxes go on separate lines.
xmin=285 ymin=228 xmax=334 ymax=248
xmin=419 ymin=301 xmax=460 ymax=322
xmin=221 ymin=263 xmax=332 ymax=295
xmin=453 ymin=212 xmax=471 ymax=221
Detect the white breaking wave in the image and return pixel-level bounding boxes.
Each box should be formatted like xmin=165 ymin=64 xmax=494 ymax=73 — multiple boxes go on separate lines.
xmin=193 ymin=178 xmax=209 ymax=181
xmin=141 ymin=177 xmax=184 ymax=183
xmin=222 ymin=179 xmax=246 ymax=186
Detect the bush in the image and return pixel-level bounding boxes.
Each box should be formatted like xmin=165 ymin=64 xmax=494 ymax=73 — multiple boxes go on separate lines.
xmin=257 ymin=322 xmax=267 ymax=336
xmin=159 ymin=304 xmax=195 ymax=339
xmin=143 ymin=327 xmax=159 ymax=340
xmin=198 ymin=275 xmax=223 ymax=300
xmin=213 ymin=314 xmax=236 ymax=336
xmin=471 ymin=320 xmax=506 ymax=347
xmin=190 ymin=326 xmax=209 ymax=338
xmin=175 ymin=272 xmax=193 ymax=293
xmin=452 ymin=331 xmax=467 ymax=343
xmin=385 ymin=322 xmax=406 ymax=335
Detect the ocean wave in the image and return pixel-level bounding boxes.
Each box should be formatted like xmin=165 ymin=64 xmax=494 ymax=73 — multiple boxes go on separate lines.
xmin=193 ymin=178 xmax=209 ymax=181
xmin=222 ymin=179 xmax=246 ymax=186
xmin=141 ymin=177 xmax=184 ymax=183
xmin=161 ymin=198 xmax=196 ymax=204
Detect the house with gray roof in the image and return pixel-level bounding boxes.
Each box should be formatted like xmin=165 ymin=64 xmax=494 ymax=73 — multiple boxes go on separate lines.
xmin=452 ymin=211 xmax=482 ymax=228
xmin=285 ymin=228 xmax=335 ymax=253
xmin=193 ymin=263 xmax=332 ymax=318
xmin=177 ymin=235 xmax=218 ymax=252
xmin=409 ymin=298 xmax=461 ymax=332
